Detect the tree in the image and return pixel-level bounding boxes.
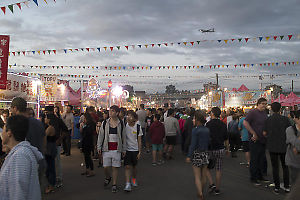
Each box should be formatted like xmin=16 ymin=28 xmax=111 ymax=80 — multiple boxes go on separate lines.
xmin=165 ymin=85 xmax=177 ymax=94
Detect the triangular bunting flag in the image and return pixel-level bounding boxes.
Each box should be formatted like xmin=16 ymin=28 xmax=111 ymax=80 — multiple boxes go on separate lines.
xmin=224 ymin=40 xmax=228 ymax=44
xmin=151 ymin=44 xmax=155 ymax=47
xmin=266 ymin=36 xmax=270 ymax=41
xmin=259 ymin=37 xmax=263 ymax=41
xmin=217 ymin=40 xmax=221 ymax=43
xmin=273 ymin=36 xmax=277 ymax=40
xmin=190 ymin=42 xmax=194 ymax=46
xmin=280 ymin=36 xmax=284 ymax=40
xmin=288 ymin=35 xmax=293 ymax=40
xmin=157 ymin=44 xmax=161 ymax=47
xmin=164 ymin=43 xmax=168 ymax=46
xmin=144 ymin=45 xmax=148 ymax=48
xmin=138 ymin=45 xmax=142 ymax=48
xmin=38 ymin=51 xmax=41 ymax=54
xmin=125 ymin=46 xmax=129 ymax=50
xmin=48 ymin=50 xmax=51 ymax=54
xmin=110 ymin=47 xmax=114 ymax=51
xmin=16 ymin=3 xmax=22 ymax=10
xmin=32 ymin=51 xmax=35 ymax=54
xmin=245 ymin=38 xmax=249 ymax=42
xmin=86 ymin=48 xmax=89 ymax=52
xmin=238 ymin=38 xmax=242 ymax=42
xmin=104 ymin=47 xmax=107 ymax=51
xmin=97 ymin=48 xmax=100 ymax=52
xmin=197 ymin=41 xmax=200 ymax=44
xmin=1 ymin=7 xmax=5 ymax=14
xmin=53 ymin=50 xmax=56 ymax=54
xmin=44 ymin=0 xmax=48 ymax=4
xmin=33 ymin=0 xmax=38 ymax=6
xmin=8 ymin=5 xmax=13 ymax=13
xmin=183 ymin=42 xmax=187 ymax=45
xmin=63 ymin=49 xmax=67 ymax=53
xmin=231 ymin=39 xmax=235 ymax=41
xmin=116 ymin=46 xmax=120 ymax=50
xmin=22 ymin=51 xmax=25 ymax=56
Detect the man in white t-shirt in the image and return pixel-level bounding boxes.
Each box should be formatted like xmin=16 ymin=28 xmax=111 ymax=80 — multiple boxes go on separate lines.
xmin=123 ymin=111 xmax=143 ymax=192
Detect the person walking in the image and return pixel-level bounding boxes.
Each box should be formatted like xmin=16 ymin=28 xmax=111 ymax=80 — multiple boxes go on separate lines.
xmin=62 ymin=105 xmax=74 ymax=156
xmin=80 ymin=112 xmax=96 ymax=177
xmin=285 ymin=110 xmax=300 ymax=185
xmin=228 ymin=113 xmax=240 ymax=158
xmin=97 ymin=105 xmax=126 ymax=193
xmin=186 ymin=111 xmax=210 ymax=200
xmin=238 ymin=113 xmax=250 ymax=167
xmin=123 ymin=111 xmax=143 ymax=192
xmin=243 ymin=98 xmax=269 ymax=186
xmin=205 ymin=107 xmax=229 ymax=195
xmin=263 ymin=102 xmax=291 ymax=194
xmin=136 ymin=104 xmax=147 ymax=148
xmin=149 ymin=114 xmax=165 ymax=165
xmin=44 ymin=114 xmax=58 ymax=194
xmin=164 ymin=108 xmax=180 ymax=160
xmin=0 ymin=115 xmax=43 ymax=200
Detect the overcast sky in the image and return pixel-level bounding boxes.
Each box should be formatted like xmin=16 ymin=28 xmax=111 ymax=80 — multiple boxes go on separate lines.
xmin=1 ymin=0 xmax=300 ymax=93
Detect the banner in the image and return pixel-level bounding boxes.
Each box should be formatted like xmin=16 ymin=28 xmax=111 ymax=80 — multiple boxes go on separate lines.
xmin=40 ymin=75 xmax=58 ymax=101
xmin=0 ymin=73 xmax=38 ymax=102
xmin=225 ymin=91 xmax=271 ymax=107
xmin=211 ymin=90 xmax=223 ymax=107
xmin=0 ymin=35 xmax=10 ymax=89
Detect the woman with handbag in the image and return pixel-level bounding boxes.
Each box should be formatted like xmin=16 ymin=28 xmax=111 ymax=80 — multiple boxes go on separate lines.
xmin=186 ymin=111 xmax=210 ymax=200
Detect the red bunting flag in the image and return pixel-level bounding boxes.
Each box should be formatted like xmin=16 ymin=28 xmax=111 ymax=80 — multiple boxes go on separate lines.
xmin=231 ymin=39 xmax=235 ymax=41
xmin=43 ymin=51 xmax=46 ymax=54
xmin=288 ymin=35 xmax=293 ymax=40
xmin=125 ymin=46 xmax=129 ymax=50
xmin=151 ymin=44 xmax=155 ymax=47
xmin=164 ymin=43 xmax=168 ymax=46
xmin=273 ymin=36 xmax=277 ymax=40
xmin=86 ymin=48 xmax=89 ymax=52
xmin=1 ymin=7 xmax=5 ymax=14
xmin=16 ymin=3 xmax=22 ymax=10
xmin=110 ymin=47 xmax=113 ymax=51
xmin=284 ymin=62 xmax=287 ymax=65
xmin=210 ymin=65 xmax=212 ymax=69
xmin=53 ymin=50 xmax=56 ymax=54
xmin=245 ymin=38 xmax=249 ymax=42
xmin=190 ymin=42 xmax=194 ymax=46
xmin=22 ymin=51 xmax=25 ymax=56
xmin=234 ymin=65 xmax=237 ymax=68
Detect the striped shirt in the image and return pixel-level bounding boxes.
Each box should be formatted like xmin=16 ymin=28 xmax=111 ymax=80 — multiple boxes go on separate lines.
xmin=0 ymin=141 xmax=43 ymax=200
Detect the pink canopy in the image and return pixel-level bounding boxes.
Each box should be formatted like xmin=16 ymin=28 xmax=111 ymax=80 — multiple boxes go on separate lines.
xmin=274 ymin=94 xmax=286 ymax=102
xmin=237 ymin=84 xmax=249 ymax=92
xmin=281 ymin=92 xmax=300 ymax=106
xmin=232 ymin=88 xmax=238 ymax=92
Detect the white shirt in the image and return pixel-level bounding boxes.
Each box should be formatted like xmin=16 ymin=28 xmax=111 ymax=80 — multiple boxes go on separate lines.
xmin=62 ymin=112 xmax=74 ymax=130
xmin=125 ymin=122 xmax=143 ymax=151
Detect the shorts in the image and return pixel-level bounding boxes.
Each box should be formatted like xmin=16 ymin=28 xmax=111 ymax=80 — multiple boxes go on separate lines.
xmin=152 ymin=144 xmax=163 ymax=151
xmin=192 ymin=150 xmax=209 ymax=167
xmin=209 ymin=149 xmax=225 ymax=171
xmin=242 ymin=141 xmax=250 ymax=152
xmin=102 ymin=151 xmax=121 ymax=168
xmin=124 ymin=151 xmax=139 ymax=166
xmin=166 ymin=136 xmax=177 ymax=145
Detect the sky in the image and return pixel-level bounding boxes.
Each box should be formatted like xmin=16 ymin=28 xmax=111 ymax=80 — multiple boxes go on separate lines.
xmin=1 ymin=0 xmax=300 ymax=93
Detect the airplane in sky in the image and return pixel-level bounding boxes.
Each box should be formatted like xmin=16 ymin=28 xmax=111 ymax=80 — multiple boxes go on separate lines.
xmin=198 ymin=28 xmax=215 ymax=33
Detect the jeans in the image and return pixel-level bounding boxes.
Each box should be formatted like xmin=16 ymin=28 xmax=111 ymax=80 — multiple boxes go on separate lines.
xmin=63 ymin=130 xmax=72 ymax=155
xmin=45 ymin=155 xmax=56 ymax=186
xmin=249 ymin=141 xmax=266 ymax=181
xmin=55 ymin=146 xmax=62 ymax=181
xmin=269 ymin=152 xmax=289 ymax=189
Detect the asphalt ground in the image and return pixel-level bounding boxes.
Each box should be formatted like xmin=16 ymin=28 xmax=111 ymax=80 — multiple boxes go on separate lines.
xmin=45 ymin=145 xmax=286 ymax=200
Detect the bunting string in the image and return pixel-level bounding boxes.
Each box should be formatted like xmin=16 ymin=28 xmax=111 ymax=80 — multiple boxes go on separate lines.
xmin=0 ymin=0 xmax=59 ymax=15
xmin=9 ymin=60 xmax=300 ymax=70
xmin=11 ymin=72 xmax=299 ymax=79
xmin=8 ymin=33 xmax=300 ymax=56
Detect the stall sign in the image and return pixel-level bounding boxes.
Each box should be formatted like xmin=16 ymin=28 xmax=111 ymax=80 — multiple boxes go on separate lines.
xmin=0 ymin=35 xmax=9 ymax=89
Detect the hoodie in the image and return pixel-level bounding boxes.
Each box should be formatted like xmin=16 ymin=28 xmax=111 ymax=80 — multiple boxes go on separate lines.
xmin=149 ymin=121 xmax=165 ymax=144
xmin=0 ymin=141 xmax=43 ymax=200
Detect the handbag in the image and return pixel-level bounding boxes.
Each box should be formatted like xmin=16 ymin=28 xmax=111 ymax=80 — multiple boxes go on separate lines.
xmin=207 ymin=157 xmax=216 ymax=169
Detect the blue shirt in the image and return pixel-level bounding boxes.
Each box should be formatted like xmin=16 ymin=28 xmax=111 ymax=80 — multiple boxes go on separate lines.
xmin=188 ymin=126 xmax=210 ymax=157
xmin=238 ymin=117 xmax=249 ymax=141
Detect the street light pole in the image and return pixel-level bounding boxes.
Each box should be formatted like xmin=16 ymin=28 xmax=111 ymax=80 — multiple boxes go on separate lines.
xmin=108 ymin=80 xmax=112 ymax=108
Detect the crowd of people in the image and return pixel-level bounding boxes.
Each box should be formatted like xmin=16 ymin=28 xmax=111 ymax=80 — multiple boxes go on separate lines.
xmin=0 ymin=97 xmax=300 ymax=199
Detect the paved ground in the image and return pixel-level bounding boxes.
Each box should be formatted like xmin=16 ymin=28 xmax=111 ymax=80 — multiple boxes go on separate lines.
xmin=45 ymin=145 xmax=286 ymax=200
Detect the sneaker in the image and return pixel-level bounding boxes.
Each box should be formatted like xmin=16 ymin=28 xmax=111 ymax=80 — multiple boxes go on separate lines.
xmin=252 ymin=180 xmax=261 ymax=186
xmin=55 ymin=181 xmax=63 ymax=188
xmin=214 ymin=189 xmax=221 ymax=195
xmin=112 ymin=185 xmax=118 ymax=193
xmin=152 ymin=162 xmax=157 ymax=166
xmin=273 ymin=188 xmax=280 ymax=195
xmin=104 ymin=177 xmax=112 ymax=187
xmin=124 ymin=183 xmax=132 ymax=192
xmin=208 ymin=184 xmax=216 ymax=193
xmin=259 ymin=177 xmax=270 ymax=183
xmin=157 ymin=160 xmax=165 ymax=165
xmin=284 ymin=187 xmax=290 ymax=193
xmin=131 ymin=178 xmax=138 ymax=187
